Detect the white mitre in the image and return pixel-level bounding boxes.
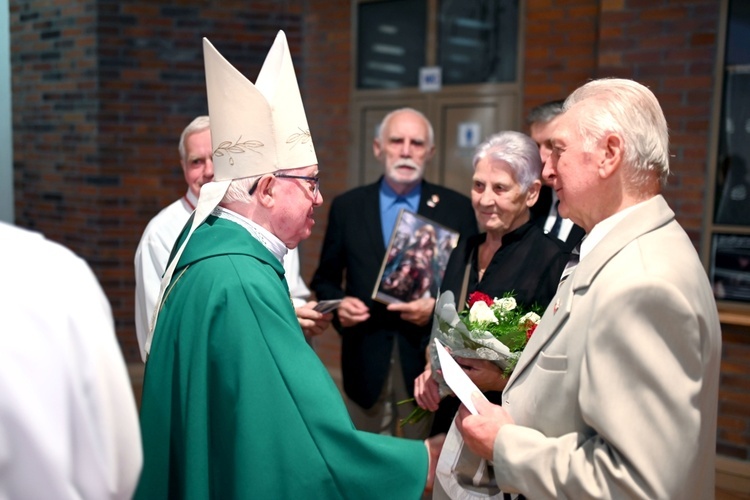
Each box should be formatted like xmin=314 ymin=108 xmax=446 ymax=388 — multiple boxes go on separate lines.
xmin=144 ymin=31 xmax=317 ymax=356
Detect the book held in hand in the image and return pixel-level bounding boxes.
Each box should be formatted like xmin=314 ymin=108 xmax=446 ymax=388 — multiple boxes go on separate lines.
xmin=372 ymin=209 xmax=460 ymax=305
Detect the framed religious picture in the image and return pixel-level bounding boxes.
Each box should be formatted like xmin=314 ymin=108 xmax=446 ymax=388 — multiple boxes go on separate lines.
xmin=372 ymin=209 xmax=460 ymax=305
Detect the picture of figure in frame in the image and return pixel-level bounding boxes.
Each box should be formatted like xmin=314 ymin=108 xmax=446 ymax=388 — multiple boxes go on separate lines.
xmin=373 ymin=210 xmax=460 ymax=304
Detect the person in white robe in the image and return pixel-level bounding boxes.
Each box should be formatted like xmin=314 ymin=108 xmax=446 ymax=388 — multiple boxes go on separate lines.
xmin=0 ymin=221 xmax=142 ymax=499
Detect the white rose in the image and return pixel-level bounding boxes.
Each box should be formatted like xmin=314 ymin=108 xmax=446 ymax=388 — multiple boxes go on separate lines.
xmin=519 ymin=311 xmax=541 ymax=325
xmin=494 ymin=297 xmax=517 ymax=312
xmin=469 ymin=301 xmax=499 ymax=324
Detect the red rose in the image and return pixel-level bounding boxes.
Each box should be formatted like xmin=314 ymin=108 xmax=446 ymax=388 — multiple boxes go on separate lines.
xmin=467 ymin=291 xmax=493 ymax=308
xmin=526 ymin=323 xmax=538 ymax=340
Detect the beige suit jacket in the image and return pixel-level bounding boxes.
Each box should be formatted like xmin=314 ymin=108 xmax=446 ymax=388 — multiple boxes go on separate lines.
xmin=494 ymin=195 xmax=721 ymax=499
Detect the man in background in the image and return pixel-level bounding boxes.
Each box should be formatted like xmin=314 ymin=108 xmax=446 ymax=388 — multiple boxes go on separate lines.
xmin=134 ymin=116 xmax=326 ymax=361
xmin=527 ymin=99 xmax=585 ymax=251
xmin=311 ymin=108 xmax=477 ymax=438
xmin=0 ymin=222 xmax=142 ymax=498
xmin=456 ymin=78 xmax=721 ymax=499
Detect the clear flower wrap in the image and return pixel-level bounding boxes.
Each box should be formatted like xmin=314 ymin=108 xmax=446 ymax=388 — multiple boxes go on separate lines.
xmin=400 ymin=290 xmax=541 ymax=426
xmin=428 ymin=291 xmax=523 ymax=395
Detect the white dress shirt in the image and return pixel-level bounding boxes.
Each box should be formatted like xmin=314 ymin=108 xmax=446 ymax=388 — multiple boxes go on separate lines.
xmin=542 ymin=190 xmax=575 ymax=242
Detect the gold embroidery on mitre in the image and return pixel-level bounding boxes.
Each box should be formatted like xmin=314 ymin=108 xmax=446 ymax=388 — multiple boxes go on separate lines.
xmin=286 ymin=128 xmax=312 ymax=150
xmin=213 ymin=136 xmax=264 ymax=165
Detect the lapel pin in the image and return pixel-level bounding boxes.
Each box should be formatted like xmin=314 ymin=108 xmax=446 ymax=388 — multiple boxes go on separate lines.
xmin=553 ymin=298 xmax=560 ymax=314
xmin=426 ymin=194 xmax=440 ymax=208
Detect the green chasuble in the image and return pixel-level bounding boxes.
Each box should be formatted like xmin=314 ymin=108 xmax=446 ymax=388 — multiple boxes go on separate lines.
xmin=136 ymin=216 xmax=427 ymax=499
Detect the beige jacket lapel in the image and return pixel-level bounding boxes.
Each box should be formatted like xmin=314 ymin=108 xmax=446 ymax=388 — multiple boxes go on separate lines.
xmin=505 ymin=195 xmax=675 ymax=391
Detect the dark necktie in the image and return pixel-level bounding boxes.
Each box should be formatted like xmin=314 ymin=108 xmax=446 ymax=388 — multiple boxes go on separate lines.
xmin=558 ymin=243 xmax=580 ymax=287
xmin=549 ymin=200 xmax=563 ymax=238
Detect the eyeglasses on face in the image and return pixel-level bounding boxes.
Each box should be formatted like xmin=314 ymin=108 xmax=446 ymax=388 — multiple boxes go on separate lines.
xmin=273 ymin=173 xmax=320 ymax=198
xmin=248 ymin=172 xmax=321 ymax=198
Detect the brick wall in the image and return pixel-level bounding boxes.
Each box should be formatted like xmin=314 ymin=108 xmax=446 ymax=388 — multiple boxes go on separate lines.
xmin=11 ymin=0 xmax=100 ymax=264
xmin=11 ymin=0 xmax=305 ymax=362
xmin=720 ymin=323 xmax=750 ymax=460
xmin=523 ymin=0 xmax=599 ymax=109
xmin=297 ymin=0 xmax=352 ymax=374
xmin=596 ymin=0 xmax=719 ymax=246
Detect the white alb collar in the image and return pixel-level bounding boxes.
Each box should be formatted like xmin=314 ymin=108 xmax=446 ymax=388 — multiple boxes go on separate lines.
xmin=185 ymin=189 xmax=199 ymax=209
xmin=212 ymin=206 xmax=288 ymax=263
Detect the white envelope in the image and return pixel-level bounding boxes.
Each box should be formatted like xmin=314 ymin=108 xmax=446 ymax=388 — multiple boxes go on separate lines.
xmin=435 ymin=338 xmax=488 ymax=415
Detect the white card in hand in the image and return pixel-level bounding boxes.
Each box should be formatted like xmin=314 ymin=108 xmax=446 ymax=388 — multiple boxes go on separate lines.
xmin=313 ymin=299 xmax=342 ymax=314
xmin=435 ymin=339 xmax=488 ymax=415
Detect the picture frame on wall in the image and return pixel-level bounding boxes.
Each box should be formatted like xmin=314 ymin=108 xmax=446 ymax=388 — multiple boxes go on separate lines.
xmin=710 ymin=233 xmax=750 ymax=303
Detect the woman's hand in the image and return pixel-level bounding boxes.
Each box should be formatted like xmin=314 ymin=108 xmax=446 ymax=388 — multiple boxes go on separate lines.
xmin=455 ymin=357 xmax=509 ymax=392
xmin=414 ymin=365 xmax=442 ymax=411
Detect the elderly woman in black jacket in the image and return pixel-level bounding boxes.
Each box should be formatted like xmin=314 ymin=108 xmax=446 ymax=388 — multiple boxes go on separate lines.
xmin=414 ymin=130 xmax=570 ymax=435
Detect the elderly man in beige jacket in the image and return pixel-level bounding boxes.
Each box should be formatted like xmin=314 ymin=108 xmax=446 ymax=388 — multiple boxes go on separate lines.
xmin=451 ymin=78 xmax=721 ymax=500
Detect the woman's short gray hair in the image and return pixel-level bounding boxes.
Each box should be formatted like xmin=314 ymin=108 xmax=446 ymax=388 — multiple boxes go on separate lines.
xmin=472 ymin=131 xmax=542 ymax=192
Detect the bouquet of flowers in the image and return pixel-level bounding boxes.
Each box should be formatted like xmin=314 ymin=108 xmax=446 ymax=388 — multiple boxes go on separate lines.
xmin=400 ymin=289 xmax=541 ymax=426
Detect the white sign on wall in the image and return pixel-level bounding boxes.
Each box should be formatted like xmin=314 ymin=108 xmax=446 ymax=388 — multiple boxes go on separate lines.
xmin=419 ymin=66 xmax=442 ymax=92
xmin=458 ymin=122 xmax=481 ymax=149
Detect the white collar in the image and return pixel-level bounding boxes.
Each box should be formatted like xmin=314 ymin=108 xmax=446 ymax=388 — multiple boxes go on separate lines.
xmin=212 ymin=206 xmax=287 ymax=263
xmin=580 ymin=199 xmax=650 ymax=260
xmin=185 ymin=189 xmax=199 ymax=209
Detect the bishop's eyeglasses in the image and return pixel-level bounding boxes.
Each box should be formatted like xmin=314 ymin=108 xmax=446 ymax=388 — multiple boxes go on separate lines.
xmin=249 ymin=172 xmax=320 ymax=198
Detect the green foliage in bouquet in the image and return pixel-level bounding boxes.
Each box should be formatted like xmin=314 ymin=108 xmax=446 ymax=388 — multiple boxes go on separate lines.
xmin=458 ymin=290 xmax=542 ymax=373
xmin=399 ymin=290 xmax=543 ymax=427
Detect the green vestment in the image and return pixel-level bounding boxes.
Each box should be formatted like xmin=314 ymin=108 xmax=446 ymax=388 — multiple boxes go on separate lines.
xmin=136 ymin=216 xmax=427 ymax=499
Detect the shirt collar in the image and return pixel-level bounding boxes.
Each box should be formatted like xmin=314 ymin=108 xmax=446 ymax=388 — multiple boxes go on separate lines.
xmin=471 ymin=220 xmax=535 ymax=249
xmin=500 ymin=220 xmax=534 ymax=247
xmin=212 ymin=206 xmax=288 ymax=262
xmin=184 ymin=189 xmax=199 ymax=210
xmin=380 ymin=178 xmax=421 ymax=211
xmin=580 ymin=199 xmax=649 ymax=260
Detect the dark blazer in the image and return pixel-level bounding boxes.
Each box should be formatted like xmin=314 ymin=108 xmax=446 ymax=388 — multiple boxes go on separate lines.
xmin=311 ymin=178 xmax=478 ymax=409
xmin=532 ymin=185 xmax=586 ymax=252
